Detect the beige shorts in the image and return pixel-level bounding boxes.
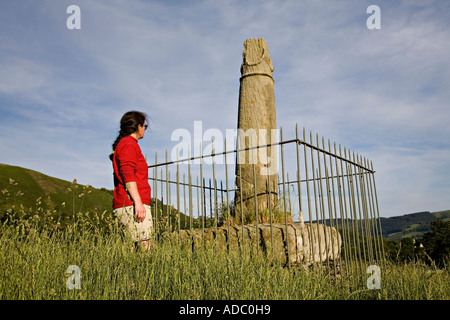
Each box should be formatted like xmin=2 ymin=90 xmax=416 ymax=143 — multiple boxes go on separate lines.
xmin=113 ymin=204 xmax=153 ymax=242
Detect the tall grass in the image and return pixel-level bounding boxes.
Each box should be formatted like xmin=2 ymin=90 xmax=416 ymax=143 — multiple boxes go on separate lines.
xmin=0 ymin=207 xmax=448 ymax=300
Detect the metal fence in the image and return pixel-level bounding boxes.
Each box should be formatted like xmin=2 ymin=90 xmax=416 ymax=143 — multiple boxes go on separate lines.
xmin=148 ymin=124 xmax=385 ymax=287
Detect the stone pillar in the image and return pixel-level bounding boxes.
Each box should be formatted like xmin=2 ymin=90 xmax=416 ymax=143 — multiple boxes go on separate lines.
xmin=235 ymin=38 xmax=278 ymax=223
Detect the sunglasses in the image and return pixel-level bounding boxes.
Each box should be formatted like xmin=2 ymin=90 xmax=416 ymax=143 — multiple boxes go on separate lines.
xmin=144 ymin=124 xmax=148 ymax=131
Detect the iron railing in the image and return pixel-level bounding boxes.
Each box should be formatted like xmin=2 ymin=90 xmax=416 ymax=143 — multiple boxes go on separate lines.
xmin=147 ymin=124 xmax=385 ymax=287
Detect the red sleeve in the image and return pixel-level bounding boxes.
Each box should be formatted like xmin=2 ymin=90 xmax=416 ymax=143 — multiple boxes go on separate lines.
xmin=116 ymin=140 xmax=138 ymax=184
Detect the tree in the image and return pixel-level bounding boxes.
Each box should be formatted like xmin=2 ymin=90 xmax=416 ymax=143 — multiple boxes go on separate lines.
xmin=421 ymin=220 xmax=450 ymax=267
xmin=399 ymin=237 xmax=415 ymax=261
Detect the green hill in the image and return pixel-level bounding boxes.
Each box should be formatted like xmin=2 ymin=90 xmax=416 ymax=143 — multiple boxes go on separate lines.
xmin=0 ymin=163 xmax=114 ymax=219
xmin=0 ymin=163 xmax=204 ymax=231
xmin=380 ymin=210 xmax=450 ymax=241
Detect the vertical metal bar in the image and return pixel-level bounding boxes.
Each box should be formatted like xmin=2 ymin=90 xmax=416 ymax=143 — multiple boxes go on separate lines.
xmin=177 ymin=150 xmax=180 ymax=237
xmin=209 ymin=179 xmax=212 ymax=221
xmin=316 ymin=134 xmax=330 ymax=270
xmin=278 ymin=175 xmax=281 ymax=209
xmin=238 ymin=137 xmax=245 ymax=257
xmin=152 ymin=165 xmax=156 ymax=237
xmin=220 ymin=180 xmax=224 ymax=218
xmin=225 ymin=138 xmax=231 ymax=247
xmin=160 ymin=168 xmax=163 ymax=230
xmin=338 ymin=145 xmax=354 ymax=283
xmin=183 ymin=174 xmax=186 ymax=229
xmin=295 ymin=125 xmax=306 ymax=268
xmin=203 ymin=177 xmax=208 ymax=226
xmin=353 ymin=152 xmax=368 ymax=269
xmin=365 ymin=158 xmax=379 ymax=265
xmin=370 ymin=160 xmax=387 ymax=271
xmin=316 ymin=167 xmax=330 ymax=272
xmin=287 ymin=172 xmax=292 ymax=216
xmin=365 ymin=157 xmax=381 ymax=264
xmin=333 ymin=142 xmax=349 ymax=278
xmin=358 ymin=155 xmax=374 ymax=266
xmin=295 ymin=124 xmax=303 ymax=221
xmin=347 ymin=157 xmax=364 ymax=283
xmin=214 ymin=177 xmax=218 ymax=229
xmin=327 ymin=139 xmax=341 ymax=274
xmin=253 ymin=161 xmax=259 ymax=252
xmin=212 ymin=140 xmax=218 ymax=234
xmin=321 ymin=139 xmax=336 ymax=275
xmin=303 ymin=127 xmax=315 ymax=266
xmin=169 ymin=171 xmax=172 ymax=232
xmin=356 ymin=155 xmax=370 ymax=265
xmin=200 ymin=143 xmax=205 ymax=239
xmin=362 ymin=157 xmax=378 ymax=263
xmin=188 ymin=145 xmax=192 ymax=231
xmin=203 ymin=178 xmax=206 ymax=233
xmin=197 ymin=176 xmax=200 ymax=229
xmin=266 ymin=129 xmax=274 ymax=259
xmin=280 ymin=127 xmax=290 ymax=267
xmin=335 ymin=161 xmax=350 ymax=279
xmin=325 ymin=166 xmax=337 ymax=276
xmin=154 ymin=152 xmax=158 ymax=241
xmin=310 ymin=131 xmax=323 ymax=266
xmin=165 ymin=150 xmax=170 ymax=231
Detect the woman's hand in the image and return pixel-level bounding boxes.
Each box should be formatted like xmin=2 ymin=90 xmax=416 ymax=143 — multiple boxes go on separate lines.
xmin=134 ymin=202 xmax=146 ymax=223
xmin=125 ymin=181 xmax=146 ymax=222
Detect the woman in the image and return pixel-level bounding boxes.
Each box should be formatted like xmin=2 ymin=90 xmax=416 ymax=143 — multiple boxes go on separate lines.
xmin=111 ymin=111 xmax=153 ymax=250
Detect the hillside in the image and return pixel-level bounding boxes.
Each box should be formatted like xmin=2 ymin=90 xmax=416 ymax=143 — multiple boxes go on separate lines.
xmin=380 ymin=210 xmax=450 ymax=241
xmin=0 ymin=163 xmax=114 ymax=218
xmin=314 ymin=210 xmax=450 ymax=241
xmin=0 ymin=163 xmax=196 ymax=230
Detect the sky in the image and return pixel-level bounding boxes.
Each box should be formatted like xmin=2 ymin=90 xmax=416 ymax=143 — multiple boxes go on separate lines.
xmin=0 ymin=0 xmax=449 ymax=218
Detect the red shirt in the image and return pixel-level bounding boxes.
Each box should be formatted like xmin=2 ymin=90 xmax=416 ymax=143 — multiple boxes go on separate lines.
xmin=112 ymin=135 xmax=151 ymax=208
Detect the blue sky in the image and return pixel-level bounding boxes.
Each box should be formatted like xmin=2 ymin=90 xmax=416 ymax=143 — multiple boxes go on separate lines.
xmin=0 ymin=0 xmax=449 ymax=217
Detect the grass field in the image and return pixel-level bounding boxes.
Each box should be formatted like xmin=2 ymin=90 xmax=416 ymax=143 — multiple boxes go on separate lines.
xmin=0 ymin=209 xmax=448 ymax=301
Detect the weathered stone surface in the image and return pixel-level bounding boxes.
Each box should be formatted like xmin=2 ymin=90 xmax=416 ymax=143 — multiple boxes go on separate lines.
xmin=171 ymin=222 xmax=342 ymax=266
xmin=235 ymin=38 xmax=278 ymax=222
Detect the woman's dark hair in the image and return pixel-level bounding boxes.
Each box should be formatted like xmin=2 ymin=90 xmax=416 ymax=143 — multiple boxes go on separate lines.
xmin=110 ymin=111 xmax=149 ymax=160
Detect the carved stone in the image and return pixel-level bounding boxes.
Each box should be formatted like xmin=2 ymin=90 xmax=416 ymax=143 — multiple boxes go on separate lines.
xmin=235 ymin=38 xmax=278 ymax=222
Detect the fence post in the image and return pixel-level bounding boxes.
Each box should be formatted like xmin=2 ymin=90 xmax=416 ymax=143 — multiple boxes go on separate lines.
xmin=225 ymin=138 xmax=231 ymax=248
xmin=200 ymin=143 xmax=205 ymax=240
xmin=316 ymin=134 xmax=330 ymax=272
xmin=154 ymin=152 xmax=158 ymax=241
xmin=253 ymin=162 xmax=259 ymax=252
xmin=267 ymin=130 xmax=274 ymax=260
xmin=303 ymin=127 xmax=316 ymax=267
xmin=176 ymin=149 xmax=180 ymax=237
xmin=280 ymin=127 xmax=290 ymax=267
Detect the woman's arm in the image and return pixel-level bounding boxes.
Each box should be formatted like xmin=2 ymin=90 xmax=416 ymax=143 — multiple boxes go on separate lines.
xmin=126 ymin=181 xmax=146 ymax=222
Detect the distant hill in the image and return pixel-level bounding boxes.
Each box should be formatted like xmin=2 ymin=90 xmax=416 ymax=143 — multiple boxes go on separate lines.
xmin=0 ymin=163 xmax=114 ymax=218
xmin=380 ymin=210 xmax=450 ymax=241
xmin=318 ymin=210 xmax=450 ymax=241
xmin=301 ymin=211 xmax=450 ymax=242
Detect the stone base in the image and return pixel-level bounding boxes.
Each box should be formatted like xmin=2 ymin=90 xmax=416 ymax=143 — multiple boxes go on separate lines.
xmin=165 ymin=222 xmax=342 ymax=266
